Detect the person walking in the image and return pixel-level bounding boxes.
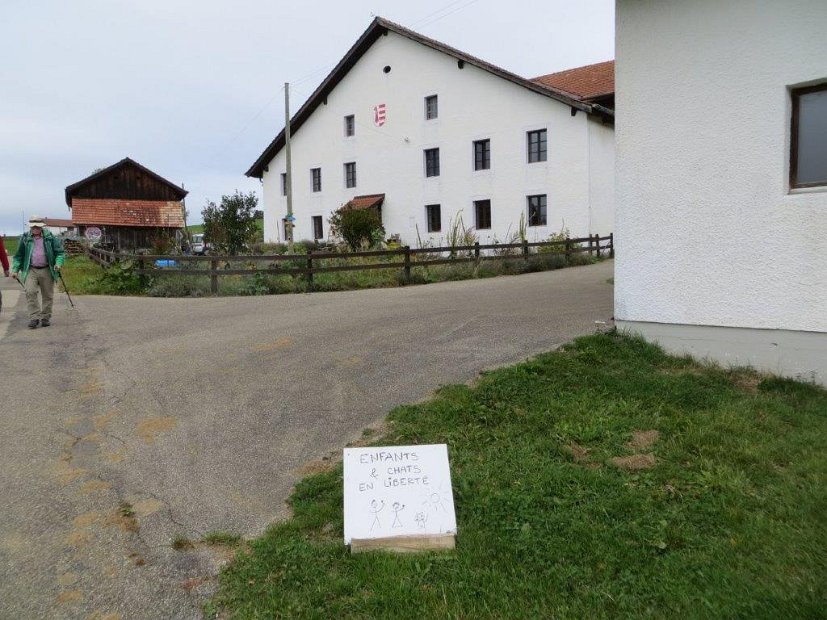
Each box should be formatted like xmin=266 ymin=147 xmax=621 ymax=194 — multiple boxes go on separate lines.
xmin=11 ymin=216 xmax=65 ymax=328
xmin=0 ymin=235 xmax=10 ymax=314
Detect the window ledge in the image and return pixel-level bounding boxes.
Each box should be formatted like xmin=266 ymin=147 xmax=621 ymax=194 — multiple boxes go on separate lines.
xmin=789 ymin=185 xmax=827 ymax=195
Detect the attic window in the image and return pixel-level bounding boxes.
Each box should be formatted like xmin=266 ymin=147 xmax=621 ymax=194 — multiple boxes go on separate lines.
xmin=791 ymin=82 xmax=827 ymax=189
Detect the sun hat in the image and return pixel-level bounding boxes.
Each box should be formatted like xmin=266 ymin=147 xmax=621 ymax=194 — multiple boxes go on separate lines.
xmin=28 ymin=215 xmax=46 ymax=228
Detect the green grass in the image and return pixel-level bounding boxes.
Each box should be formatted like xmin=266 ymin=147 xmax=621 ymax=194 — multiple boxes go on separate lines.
xmin=3 ymin=235 xmax=19 ymax=257
xmin=210 ymin=332 xmax=826 ymax=619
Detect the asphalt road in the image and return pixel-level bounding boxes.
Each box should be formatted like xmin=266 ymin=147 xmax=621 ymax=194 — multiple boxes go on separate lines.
xmin=0 ymin=260 xmax=613 ymax=619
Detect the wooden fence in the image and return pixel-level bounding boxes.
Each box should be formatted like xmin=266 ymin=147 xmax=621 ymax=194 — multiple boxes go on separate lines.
xmin=87 ymin=233 xmax=613 ymax=293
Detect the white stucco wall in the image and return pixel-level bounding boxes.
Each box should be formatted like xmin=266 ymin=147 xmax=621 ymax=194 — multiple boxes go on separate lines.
xmin=615 ymin=0 xmax=827 ymax=335
xmin=588 ymin=119 xmax=615 ymax=235
xmin=261 ymin=32 xmax=614 ymax=246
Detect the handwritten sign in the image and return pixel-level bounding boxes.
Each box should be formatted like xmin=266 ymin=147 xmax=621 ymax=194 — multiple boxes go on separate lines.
xmin=343 ymin=444 xmax=456 ymax=545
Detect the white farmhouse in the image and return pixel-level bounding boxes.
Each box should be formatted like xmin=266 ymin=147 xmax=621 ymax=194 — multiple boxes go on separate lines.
xmin=615 ymin=0 xmax=827 ymax=384
xmin=247 ymin=17 xmax=615 ymax=247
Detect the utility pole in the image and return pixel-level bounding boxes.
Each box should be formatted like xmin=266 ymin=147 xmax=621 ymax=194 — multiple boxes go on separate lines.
xmin=284 ymin=82 xmax=294 ymax=252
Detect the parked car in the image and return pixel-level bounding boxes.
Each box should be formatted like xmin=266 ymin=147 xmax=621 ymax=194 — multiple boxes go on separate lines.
xmin=191 ymin=233 xmax=208 ymax=255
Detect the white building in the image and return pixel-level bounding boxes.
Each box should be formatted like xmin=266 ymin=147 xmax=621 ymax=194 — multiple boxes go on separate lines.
xmin=247 ymin=18 xmax=615 ymax=247
xmin=615 ymin=0 xmax=827 ymax=384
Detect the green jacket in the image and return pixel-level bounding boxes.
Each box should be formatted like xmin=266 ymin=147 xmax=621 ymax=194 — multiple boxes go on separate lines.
xmin=12 ymin=230 xmax=65 ymax=283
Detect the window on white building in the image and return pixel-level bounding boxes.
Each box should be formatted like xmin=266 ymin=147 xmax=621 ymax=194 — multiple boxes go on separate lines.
xmin=791 ymin=83 xmax=827 ymax=188
xmin=425 ymin=95 xmax=438 ymax=120
xmin=344 ymin=162 xmax=356 ymax=188
xmin=474 ymin=199 xmax=491 ymax=230
xmin=424 ymin=148 xmax=440 ymax=177
xmin=311 ymin=168 xmax=321 ymax=192
xmin=281 ymin=173 xmax=287 ymax=196
xmin=344 ymin=114 xmax=355 ymax=137
xmin=527 ymin=129 xmax=547 ymax=163
xmin=474 ymin=139 xmax=490 ymax=170
xmin=425 ymin=204 xmax=441 ymax=232
xmin=527 ymin=194 xmax=547 ymax=226
xmin=312 ymin=216 xmax=323 ymax=240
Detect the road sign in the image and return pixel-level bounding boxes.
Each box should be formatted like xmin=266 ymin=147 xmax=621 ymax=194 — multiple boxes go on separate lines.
xmin=85 ymin=226 xmax=102 ymax=241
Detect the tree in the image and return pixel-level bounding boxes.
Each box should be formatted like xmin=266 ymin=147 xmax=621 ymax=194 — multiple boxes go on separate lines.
xmin=202 ymin=191 xmax=259 ymax=255
xmin=328 ymin=206 xmax=384 ymax=250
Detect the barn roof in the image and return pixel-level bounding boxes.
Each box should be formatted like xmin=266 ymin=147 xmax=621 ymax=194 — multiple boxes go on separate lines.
xmin=43 ymin=218 xmax=74 ymax=228
xmin=65 ymin=157 xmax=188 ymax=207
xmin=246 ymin=17 xmax=607 ymax=179
xmin=71 ymin=199 xmax=185 ymax=228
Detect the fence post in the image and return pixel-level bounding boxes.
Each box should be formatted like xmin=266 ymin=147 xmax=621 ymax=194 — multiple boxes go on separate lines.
xmin=609 ymin=233 xmax=614 ymax=258
xmin=474 ymin=241 xmax=480 ymax=259
xmin=522 ymin=239 xmax=529 ymax=262
xmin=565 ymin=236 xmax=572 ymax=263
xmin=403 ymin=246 xmax=411 ymax=282
xmin=307 ymin=250 xmax=314 ymax=290
xmin=588 ymin=235 xmax=594 ymax=257
xmin=594 ymin=233 xmax=600 ymax=258
xmin=210 ymin=259 xmax=218 ymax=294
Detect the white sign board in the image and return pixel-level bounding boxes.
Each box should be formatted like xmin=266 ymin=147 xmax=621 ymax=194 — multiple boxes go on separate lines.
xmin=343 ymin=444 xmax=456 ymax=545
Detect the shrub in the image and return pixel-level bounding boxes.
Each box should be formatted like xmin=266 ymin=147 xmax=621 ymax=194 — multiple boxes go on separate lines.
xmin=202 ymin=191 xmax=259 ymax=255
xmin=97 ymin=259 xmax=146 ymax=294
xmin=328 ymin=207 xmax=384 ymax=250
xmin=147 ymin=275 xmax=209 ymax=297
xmin=249 ymin=242 xmax=288 ymax=255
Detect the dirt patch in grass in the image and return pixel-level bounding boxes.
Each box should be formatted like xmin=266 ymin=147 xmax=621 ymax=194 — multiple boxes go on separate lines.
xmin=626 ymin=430 xmax=660 ymax=451
xmin=609 ymin=453 xmax=656 ymax=471
xmin=564 ymin=442 xmax=590 ymax=463
xmin=296 ymin=459 xmax=335 ymax=476
xmin=730 ymin=372 xmax=761 ymax=393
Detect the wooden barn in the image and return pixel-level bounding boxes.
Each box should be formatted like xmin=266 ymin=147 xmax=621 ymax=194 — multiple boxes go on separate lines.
xmin=65 ymin=158 xmax=188 ymax=251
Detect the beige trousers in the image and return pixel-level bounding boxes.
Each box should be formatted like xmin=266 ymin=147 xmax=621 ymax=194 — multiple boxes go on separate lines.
xmin=25 ymin=267 xmax=55 ymax=321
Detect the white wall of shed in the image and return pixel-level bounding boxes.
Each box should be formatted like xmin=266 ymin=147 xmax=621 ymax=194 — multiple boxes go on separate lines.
xmin=615 ymin=0 xmax=827 ymax=334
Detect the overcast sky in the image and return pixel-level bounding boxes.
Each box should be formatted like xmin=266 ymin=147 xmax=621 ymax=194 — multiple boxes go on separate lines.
xmin=0 ymin=0 xmax=614 ymax=234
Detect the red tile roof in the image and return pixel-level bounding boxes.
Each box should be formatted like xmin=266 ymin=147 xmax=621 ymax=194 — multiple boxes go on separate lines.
xmin=532 ymin=60 xmax=615 ymax=101
xmin=71 ymin=198 xmax=185 ymax=228
xmin=43 ymin=218 xmax=74 ymax=228
xmin=345 ymin=194 xmax=385 ymax=210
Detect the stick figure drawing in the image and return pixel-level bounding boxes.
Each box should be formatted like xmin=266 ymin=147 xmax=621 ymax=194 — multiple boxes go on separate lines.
xmin=368 ymin=499 xmax=385 ymax=531
xmin=391 ymin=502 xmax=405 ymax=528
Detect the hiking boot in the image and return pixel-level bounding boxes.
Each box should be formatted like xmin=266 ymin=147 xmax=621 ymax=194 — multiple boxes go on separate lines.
xmin=40 ymin=319 xmax=50 ymax=327
xmin=28 ymin=320 xmax=39 ymax=329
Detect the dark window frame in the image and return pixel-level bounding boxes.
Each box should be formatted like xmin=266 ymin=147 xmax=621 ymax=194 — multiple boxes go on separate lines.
xmin=527 ymin=129 xmax=547 ymax=163
xmin=311 ymin=167 xmax=321 ymax=192
xmin=473 ymin=139 xmax=491 ymax=171
xmin=281 ymin=173 xmax=287 ymax=196
xmin=425 ymin=204 xmax=441 ymax=232
xmin=312 ymin=215 xmax=324 ymax=240
xmin=527 ymin=194 xmax=547 ymax=227
xmin=424 ymin=148 xmax=440 ymax=177
xmin=344 ymin=162 xmax=357 ymax=188
xmin=425 ymin=95 xmax=438 ymax=120
xmin=474 ymin=199 xmax=492 ymax=230
xmin=790 ymin=82 xmax=827 ymax=189
xmin=344 ymin=114 xmax=355 ymax=137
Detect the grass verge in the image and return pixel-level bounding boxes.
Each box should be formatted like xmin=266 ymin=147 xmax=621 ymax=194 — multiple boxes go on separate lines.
xmin=209 ymin=332 xmax=826 ymax=619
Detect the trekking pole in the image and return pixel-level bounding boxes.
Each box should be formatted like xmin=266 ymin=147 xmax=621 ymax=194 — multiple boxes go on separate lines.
xmin=13 ymin=275 xmax=24 ymax=289
xmin=57 ymin=271 xmax=75 ymax=308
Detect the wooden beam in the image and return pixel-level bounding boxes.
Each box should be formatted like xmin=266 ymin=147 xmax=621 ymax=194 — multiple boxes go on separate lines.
xmin=350 ymin=533 xmax=455 ymax=554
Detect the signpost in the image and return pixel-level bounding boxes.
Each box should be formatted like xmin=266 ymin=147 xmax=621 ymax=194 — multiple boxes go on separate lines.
xmin=343 ymin=444 xmax=457 ymax=553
